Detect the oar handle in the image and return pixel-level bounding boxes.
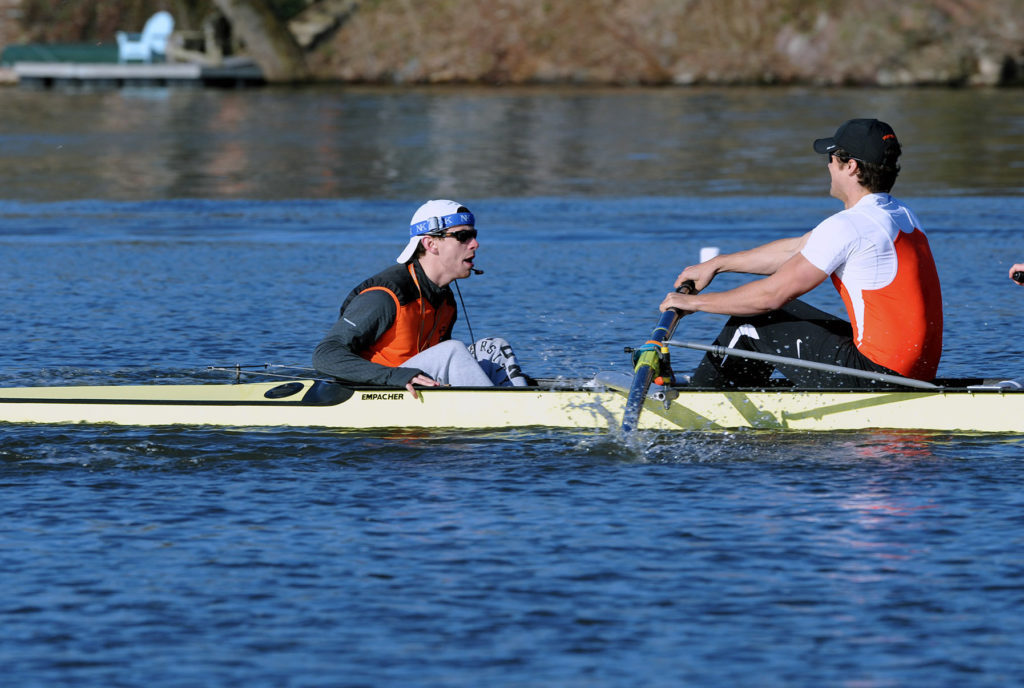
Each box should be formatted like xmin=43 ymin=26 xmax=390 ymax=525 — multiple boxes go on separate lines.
xmin=665 ymin=279 xmax=697 ymax=314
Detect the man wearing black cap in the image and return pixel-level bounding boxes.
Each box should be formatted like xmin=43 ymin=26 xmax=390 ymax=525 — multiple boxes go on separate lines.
xmin=660 ymin=118 xmax=943 ymax=388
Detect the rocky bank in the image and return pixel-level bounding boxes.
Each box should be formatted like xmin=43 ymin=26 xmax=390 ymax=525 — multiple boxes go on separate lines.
xmin=5 ymin=0 xmax=1024 ymax=87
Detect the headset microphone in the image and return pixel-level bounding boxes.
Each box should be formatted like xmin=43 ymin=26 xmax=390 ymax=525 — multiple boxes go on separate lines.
xmin=471 ymin=268 xmax=484 ymax=275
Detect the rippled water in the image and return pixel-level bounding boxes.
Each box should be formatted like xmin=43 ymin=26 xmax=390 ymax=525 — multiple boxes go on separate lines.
xmin=2 ymin=85 xmax=1022 ymax=200
xmin=2 ymin=86 xmax=1024 ymax=686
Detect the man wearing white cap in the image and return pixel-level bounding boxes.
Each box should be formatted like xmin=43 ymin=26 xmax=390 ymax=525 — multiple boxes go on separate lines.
xmin=313 ymin=200 xmax=528 ymax=397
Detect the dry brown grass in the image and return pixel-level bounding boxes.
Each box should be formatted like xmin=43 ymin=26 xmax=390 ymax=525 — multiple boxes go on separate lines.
xmin=307 ymin=0 xmax=1023 ymax=85
xmin=16 ymin=0 xmax=172 ymax=42
xmin=8 ymin=0 xmax=1023 ymax=85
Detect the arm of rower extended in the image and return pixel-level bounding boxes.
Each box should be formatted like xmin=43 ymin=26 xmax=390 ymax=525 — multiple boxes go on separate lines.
xmin=663 ymin=251 xmax=828 ymax=317
xmin=676 ymin=231 xmax=812 ymax=291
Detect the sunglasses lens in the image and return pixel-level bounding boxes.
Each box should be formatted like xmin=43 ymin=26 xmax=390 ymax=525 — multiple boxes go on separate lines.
xmin=431 ymin=228 xmax=477 ymax=242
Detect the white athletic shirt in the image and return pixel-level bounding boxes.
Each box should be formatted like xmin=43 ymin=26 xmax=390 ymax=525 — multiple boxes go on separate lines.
xmin=800 ymin=193 xmax=942 ymax=379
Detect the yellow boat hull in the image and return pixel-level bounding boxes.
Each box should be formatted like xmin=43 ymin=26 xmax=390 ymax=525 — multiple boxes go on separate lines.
xmin=1 ymin=378 xmax=1023 ymax=433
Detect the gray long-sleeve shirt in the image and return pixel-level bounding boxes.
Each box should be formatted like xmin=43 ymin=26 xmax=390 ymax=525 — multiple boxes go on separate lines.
xmin=312 ymin=262 xmax=456 ymax=386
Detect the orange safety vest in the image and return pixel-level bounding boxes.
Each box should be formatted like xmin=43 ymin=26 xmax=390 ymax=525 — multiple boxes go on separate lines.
xmin=832 ymin=228 xmax=943 ymax=380
xmin=343 ymin=262 xmax=456 ymax=367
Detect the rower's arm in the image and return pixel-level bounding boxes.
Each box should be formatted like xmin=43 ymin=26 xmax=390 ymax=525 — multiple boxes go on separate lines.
xmin=312 ymin=291 xmax=425 ymax=386
xmin=675 ymin=232 xmax=811 ymax=290
xmin=662 ymin=251 xmax=828 ymax=317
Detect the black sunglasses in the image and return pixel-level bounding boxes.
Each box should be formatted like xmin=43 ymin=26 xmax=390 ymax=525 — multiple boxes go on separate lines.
xmin=829 ymin=151 xmax=863 ymax=165
xmin=432 ymin=228 xmax=478 ymax=243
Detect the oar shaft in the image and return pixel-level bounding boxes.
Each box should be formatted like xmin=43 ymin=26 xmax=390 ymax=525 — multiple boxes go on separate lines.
xmin=621 ymin=281 xmax=696 ymax=432
xmin=621 ymin=312 xmax=677 ymax=432
xmin=665 ymin=340 xmax=939 ymax=390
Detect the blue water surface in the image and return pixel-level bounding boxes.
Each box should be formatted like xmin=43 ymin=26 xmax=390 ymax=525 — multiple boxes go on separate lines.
xmin=4 ymin=196 xmax=1024 ymax=687
xmin=3 ymin=85 xmax=1024 ymax=686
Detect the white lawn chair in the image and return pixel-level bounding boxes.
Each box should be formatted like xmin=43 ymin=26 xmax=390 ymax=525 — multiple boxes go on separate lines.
xmin=116 ymin=11 xmax=175 ymax=63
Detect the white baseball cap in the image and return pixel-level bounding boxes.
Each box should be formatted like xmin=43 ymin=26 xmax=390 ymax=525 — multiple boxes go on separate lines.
xmin=397 ymin=199 xmax=475 ymax=263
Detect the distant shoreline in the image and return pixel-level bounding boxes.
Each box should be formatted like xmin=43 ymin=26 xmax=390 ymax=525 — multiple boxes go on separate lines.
xmin=4 ymin=0 xmax=1023 ymax=89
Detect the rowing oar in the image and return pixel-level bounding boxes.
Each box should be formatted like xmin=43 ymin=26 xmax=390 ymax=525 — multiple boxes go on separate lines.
xmin=664 ymin=340 xmax=939 ymax=390
xmin=620 ymin=280 xmax=696 ymax=432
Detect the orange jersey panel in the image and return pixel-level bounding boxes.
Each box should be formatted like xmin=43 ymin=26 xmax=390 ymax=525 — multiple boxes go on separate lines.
xmin=832 ymin=228 xmax=942 ymax=379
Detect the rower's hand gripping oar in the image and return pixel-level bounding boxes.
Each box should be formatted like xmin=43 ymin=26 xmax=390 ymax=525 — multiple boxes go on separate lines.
xmin=620 ymin=280 xmax=696 ymax=433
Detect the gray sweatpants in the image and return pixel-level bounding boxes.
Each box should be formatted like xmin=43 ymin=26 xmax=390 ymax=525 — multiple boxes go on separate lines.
xmin=404 ymin=337 xmax=529 ymax=387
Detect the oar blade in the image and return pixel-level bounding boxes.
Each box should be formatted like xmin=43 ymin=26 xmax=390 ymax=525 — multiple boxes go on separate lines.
xmin=621 ymin=356 xmax=657 ymax=433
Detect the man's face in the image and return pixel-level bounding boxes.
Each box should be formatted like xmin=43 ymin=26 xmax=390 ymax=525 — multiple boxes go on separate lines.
xmin=429 ymin=226 xmax=479 ymax=282
xmin=827 ymin=153 xmax=854 ymax=200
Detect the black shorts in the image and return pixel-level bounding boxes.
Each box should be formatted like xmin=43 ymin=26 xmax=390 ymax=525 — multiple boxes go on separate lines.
xmin=689 ymin=299 xmax=902 ymax=389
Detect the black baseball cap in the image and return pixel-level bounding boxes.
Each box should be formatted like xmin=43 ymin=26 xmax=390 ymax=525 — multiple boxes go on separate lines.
xmin=813 ymin=118 xmax=901 ymax=166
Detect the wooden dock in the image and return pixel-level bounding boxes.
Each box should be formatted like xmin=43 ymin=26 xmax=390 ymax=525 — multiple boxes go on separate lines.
xmin=0 ymin=2 xmax=265 ymax=89
xmin=11 ymin=59 xmax=264 ymax=88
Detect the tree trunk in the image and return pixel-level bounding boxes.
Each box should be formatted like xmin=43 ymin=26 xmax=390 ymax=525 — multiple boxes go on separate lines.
xmin=211 ymin=0 xmax=310 ymax=82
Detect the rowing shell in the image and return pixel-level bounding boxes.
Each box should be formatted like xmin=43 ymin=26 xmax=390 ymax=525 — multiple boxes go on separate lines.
xmin=1 ymin=375 xmax=1023 ymax=433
